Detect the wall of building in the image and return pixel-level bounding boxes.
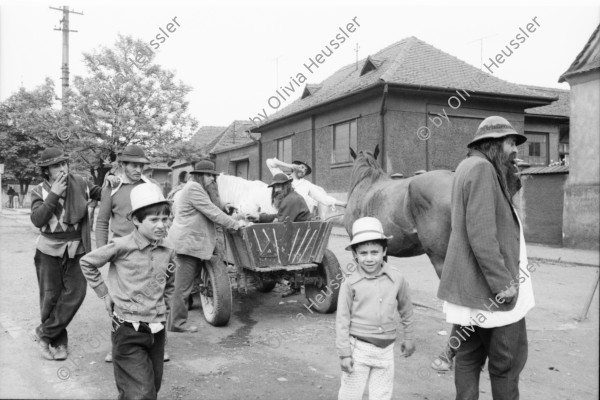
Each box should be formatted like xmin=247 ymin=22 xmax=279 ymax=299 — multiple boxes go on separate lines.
xmin=170 ymin=163 xmax=193 ymax=188
xmin=562 ymin=71 xmax=600 ymax=249
xmin=518 ymin=173 xmax=567 ymax=246
xmin=214 ymin=144 xmax=260 ymax=181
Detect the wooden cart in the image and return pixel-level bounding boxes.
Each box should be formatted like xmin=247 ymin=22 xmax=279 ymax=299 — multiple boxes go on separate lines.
xmin=198 ymin=220 xmax=342 ymax=326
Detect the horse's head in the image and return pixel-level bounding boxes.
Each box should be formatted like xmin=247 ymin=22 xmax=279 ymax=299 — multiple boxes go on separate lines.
xmin=348 ymin=145 xmax=386 ymax=195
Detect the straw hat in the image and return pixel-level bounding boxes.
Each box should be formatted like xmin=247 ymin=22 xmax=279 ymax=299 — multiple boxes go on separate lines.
xmin=345 ymin=217 xmax=393 ymax=251
xmin=128 ymin=183 xmax=170 ymax=219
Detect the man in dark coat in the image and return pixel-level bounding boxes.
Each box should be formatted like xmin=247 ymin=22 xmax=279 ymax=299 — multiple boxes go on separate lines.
xmin=437 ymin=116 xmax=534 ymax=400
xmin=247 ymin=173 xmax=312 ymax=223
xmin=29 ymin=148 xmax=110 ymax=360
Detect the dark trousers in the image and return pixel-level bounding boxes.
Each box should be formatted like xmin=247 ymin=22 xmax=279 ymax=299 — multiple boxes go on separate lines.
xmin=167 ymin=254 xmax=205 ymax=331
xmin=112 ymin=318 xmax=165 ymax=400
xmin=455 ymin=318 xmax=528 ymax=400
xmin=34 ymin=250 xmax=87 ymax=346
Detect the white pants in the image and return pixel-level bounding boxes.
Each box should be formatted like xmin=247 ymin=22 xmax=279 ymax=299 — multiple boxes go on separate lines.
xmin=338 ymin=338 xmax=395 ymax=400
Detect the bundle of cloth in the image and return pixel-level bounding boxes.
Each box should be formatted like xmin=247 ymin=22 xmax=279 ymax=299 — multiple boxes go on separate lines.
xmin=217 ymin=174 xmax=276 ymax=218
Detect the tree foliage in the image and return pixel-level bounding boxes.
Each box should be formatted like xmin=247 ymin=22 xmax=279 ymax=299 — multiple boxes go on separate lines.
xmin=0 ymin=78 xmax=62 ymax=198
xmin=61 ymin=35 xmax=198 ymax=184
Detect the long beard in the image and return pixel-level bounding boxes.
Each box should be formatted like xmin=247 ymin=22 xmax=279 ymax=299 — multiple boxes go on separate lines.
xmin=506 ymin=159 xmax=522 ymax=197
xmin=272 ymin=192 xmax=284 ymax=210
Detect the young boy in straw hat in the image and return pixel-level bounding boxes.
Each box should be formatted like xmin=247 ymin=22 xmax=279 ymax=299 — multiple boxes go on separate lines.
xmin=336 ymin=217 xmax=416 ymax=400
xmin=80 ymin=183 xmax=175 ymax=400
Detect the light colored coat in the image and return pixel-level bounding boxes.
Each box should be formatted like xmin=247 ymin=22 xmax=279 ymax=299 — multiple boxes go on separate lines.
xmin=168 ymin=180 xmax=238 ymax=260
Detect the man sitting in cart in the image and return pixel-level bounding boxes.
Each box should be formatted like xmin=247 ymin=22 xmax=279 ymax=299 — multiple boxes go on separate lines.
xmin=266 ymin=158 xmax=346 ymax=216
xmin=246 ymin=173 xmax=312 ymax=223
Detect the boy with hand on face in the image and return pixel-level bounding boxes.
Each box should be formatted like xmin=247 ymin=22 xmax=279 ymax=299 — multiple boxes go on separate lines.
xmin=336 ymin=217 xmax=415 ymax=400
xmin=80 ymin=184 xmax=175 ymax=400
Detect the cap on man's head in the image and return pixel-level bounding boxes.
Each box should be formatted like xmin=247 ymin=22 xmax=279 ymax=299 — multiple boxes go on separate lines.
xmin=292 ymin=160 xmax=312 ymax=176
xmin=268 ymin=173 xmax=293 ymax=188
xmin=37 ymin=148 xmax=70 ymax=167
xmin=468 ymin=116 xmax=527 ymax=148
xmin=345 ymin=217 xmax=393 ymax=251
xmin=128 ymin=183 xmax=170 ymax=219
xmin=118 ymin=144 xmax=151 ymax=164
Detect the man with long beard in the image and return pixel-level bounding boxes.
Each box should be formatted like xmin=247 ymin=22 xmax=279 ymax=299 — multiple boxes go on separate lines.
xmin=246 ymin=173 xmax=312 ymax=223
xmin=167 ymin=160 xmax=243 ymax=333
xmin=437 ymin=116 xmax=535 ymax=400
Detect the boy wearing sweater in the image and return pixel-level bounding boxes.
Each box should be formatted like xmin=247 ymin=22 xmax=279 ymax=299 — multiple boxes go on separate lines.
xmin=80 ymin=184 xmax=175 ymax=400
xmin=336 ymin=217 xmax=415 ymax=400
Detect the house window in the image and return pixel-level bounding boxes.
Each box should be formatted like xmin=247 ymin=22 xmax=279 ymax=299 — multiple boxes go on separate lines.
xmin=277 ymin=137 xmax=292 ymax=163
xmin=520 ymin=133 xmax=548 ymax=166
xmin=332 ymin=119 xmax=358 ymax=164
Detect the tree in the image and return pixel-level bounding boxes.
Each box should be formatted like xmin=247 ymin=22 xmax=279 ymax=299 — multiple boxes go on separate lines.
xmin=61 ymin=34 xmax=198 ymax=185
xmin=0 ymin=78 xmax=61 ymax=203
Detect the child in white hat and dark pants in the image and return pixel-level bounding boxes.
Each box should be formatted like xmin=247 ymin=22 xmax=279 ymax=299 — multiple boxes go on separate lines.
xmin=336 ymin=217 xmax=416 ymax=400
xmin=80 ymin=183 xmax=176 ymax=400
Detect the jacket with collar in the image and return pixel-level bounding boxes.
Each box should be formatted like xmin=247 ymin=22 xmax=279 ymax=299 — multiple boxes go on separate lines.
xmin=258 ymin=190 xmax=312 ymax=223
xmin=168 ymin=180 xmax=238 ymax=260
xmin=437 ymin=151 xmax=520 ymax=311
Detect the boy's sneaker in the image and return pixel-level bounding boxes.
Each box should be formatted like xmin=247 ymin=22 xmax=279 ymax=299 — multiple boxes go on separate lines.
xmin=38 ymin=340 xmax=54 ymax=360
xmin=54 ymin=345 xmax=68 ymax=360
xmin=105 ymin=352 xmax=112 ymax=363
xmin=163 ymin=351 xmax=170 ymax=362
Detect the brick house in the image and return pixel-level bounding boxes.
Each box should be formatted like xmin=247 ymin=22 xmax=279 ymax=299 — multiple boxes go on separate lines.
xmin=210 ymin=120 xmax=260 ymax=180
xmin=169 ymin=125 xmax=226 ymax=188
xmin=251 ymin=36 xmax=558 ymax=199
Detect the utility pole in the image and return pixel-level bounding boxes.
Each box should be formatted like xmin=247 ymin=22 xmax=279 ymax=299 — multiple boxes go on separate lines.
xmin=273 ymin=55 xmax=283 ymax=90
xmin=354 ymin=43 xmax=360 ymax=70
xmin=50 ymin=5 xmax=83 ymax=107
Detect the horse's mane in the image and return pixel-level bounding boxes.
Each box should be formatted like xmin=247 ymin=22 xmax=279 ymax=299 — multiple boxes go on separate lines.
xmin=348 ymin=151 xmax=388 ymax=196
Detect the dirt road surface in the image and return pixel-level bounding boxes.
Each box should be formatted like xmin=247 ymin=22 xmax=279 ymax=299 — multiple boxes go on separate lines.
xmin=1 ymin=212 xmax=598 ymax=399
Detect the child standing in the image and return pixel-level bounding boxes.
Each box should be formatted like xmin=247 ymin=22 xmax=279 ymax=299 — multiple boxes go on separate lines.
xmin=80 ymin=183 xmax=175 ymax=400
xmin=336 ymin=217 xmax=416 ymax=400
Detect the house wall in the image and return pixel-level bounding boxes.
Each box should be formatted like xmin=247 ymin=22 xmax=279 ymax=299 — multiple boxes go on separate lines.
xmin=518 ymin=173 xmax=567 ymax=246
xmin=214 ymin=144 xmax=260 ymax=181
xmin=171 ymin=163 xmax=193 ymax=188
xmin=562 ymin=71 xmax=600 ymax=250
xmin=143 ymin=169 xmax=172 ymax=196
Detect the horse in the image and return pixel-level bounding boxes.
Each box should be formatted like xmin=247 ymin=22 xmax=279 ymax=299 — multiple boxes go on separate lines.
xmin=344 ymin=146 xmax=454 ymax=278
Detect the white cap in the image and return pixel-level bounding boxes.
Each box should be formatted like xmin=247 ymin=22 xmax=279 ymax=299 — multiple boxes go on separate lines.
xmin=128 ymin=183 xmax=170 ymax=219
xmin=345 ymin=217 xmax=393 ymax=251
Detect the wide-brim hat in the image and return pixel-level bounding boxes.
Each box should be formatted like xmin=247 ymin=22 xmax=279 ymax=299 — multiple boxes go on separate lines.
xmin=346 ymin=217 xmax=393 ymax=251
xmin=127 ymin=183 xmax=171 ymax=220
xmin=118 ymin=144 xmax=151 ymax=164
xmin=292 ymin=160 xmax=312 ymax=176
xmin=37 ymin=148 xmax=70 ymax=167
xmin=268 ymin=173 xmax=293 ymax=188
xmin=190 ymin=160 xmax=218 ymax=175
xmin=468 ymin=116 xmax=527 ymax=148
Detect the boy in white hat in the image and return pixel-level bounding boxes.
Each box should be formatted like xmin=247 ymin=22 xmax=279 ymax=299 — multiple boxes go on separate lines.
xmin=80 ymin=183 xmax=175 ymax=400
xmin=336 ymin=217 xmax=415 ymax=400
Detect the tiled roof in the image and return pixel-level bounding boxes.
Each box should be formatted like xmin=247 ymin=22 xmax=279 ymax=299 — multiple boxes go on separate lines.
xmin=260 ymin=36 xmax=556 ymax=127
xmin=190 ymin=126 xmax=227 ymax=150
xmin=559 ymin=24 xmax=600 ymax=82
xmin=210 ymin=120 xmax=258 ymax=154
xmin=520 ymin=165 xmax=569 ymax=175
xmin=523 ymin=85 xmax=570 ymax=117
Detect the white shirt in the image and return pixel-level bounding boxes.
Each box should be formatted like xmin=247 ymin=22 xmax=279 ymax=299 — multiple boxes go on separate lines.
xmin=266 ymin=158 xmax=338 ymax=211
xmin=443 ymin=211 xmax=535 ymax=328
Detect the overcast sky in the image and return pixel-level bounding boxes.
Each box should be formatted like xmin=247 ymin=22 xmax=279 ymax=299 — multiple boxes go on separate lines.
xmin=1 ymin=0 xmax=599 ymax=129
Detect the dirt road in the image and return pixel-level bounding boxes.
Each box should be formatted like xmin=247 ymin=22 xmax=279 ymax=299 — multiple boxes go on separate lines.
xmin=0 ymin=212 xmax=598 ymax=399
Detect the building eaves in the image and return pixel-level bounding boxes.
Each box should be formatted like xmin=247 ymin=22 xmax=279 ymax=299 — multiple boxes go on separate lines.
xmin=559 ymin=24 xmax=600 ymax=83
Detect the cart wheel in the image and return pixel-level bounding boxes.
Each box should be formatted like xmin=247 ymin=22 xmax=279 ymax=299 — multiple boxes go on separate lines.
xmin=255 ymin=277 xmax=276 ymax=293
xmin=305 ymin=249 xmax=342 ymax=314
xmin=199 ymin=258 xmax=232 ymax=326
